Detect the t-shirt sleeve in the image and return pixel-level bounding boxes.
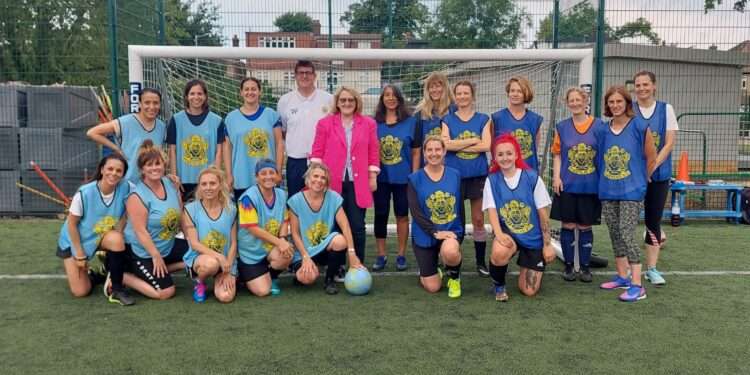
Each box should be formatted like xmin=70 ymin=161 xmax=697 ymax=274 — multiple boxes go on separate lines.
xmin=551 ymin=132 xmax=561 ymax=155
xmin=165 ymin=118 xmax=177 ymax=145
xmin=533 ymin=177 xmax=552 ymax=209
xmin=413 ymin=115 xmax=424 ymax=147
xmin=481 ymin=178 xmax=495 ymax=211
xmin=666 ymin=104 xmax=679 ymax=131
xmin=238 ymin=195 xmax=259 ymax=228
xmin=216 ymin=121 xmax=226 ymax=144
xmin=407 ymin=181 xmax=437 ymax=235
xmin=272 ymin=110 xmax=282 ymax=128
xmin=69 ymin=191 xmax=84 ymax=217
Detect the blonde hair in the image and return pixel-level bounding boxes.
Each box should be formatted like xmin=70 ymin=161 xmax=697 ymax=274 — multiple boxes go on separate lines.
xmin=194 ymin=166 xmax=231 ymax=208
xmin=331 ymin=86 xmax=364 ymax=116
xmin=506 ymin=77 xmax=534 ymax=104
xmin=303 ymin=162 xmax=331 ymax=188
xmin=417 ymin=72 xmax=454 ymax=119
xmin=565 ymin=87 xmax=589 ymax=102
xmin=422 ymin=134 xmax=445 ymax=152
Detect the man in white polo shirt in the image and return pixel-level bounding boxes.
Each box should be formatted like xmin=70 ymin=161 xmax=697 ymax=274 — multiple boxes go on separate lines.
xmin=277 ymin=60 xmax=334 ymax=197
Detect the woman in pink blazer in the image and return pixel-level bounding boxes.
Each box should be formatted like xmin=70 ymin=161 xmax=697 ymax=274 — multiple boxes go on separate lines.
xmin=310 ymin=86 xmax=380 ymax=271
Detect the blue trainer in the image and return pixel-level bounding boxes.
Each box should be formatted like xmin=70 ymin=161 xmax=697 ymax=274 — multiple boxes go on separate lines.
xmin=271 ymin=279 xmax=281 ymax=296
xmin=600 ymin=275 xmax=631 ymax=290
xmin=372 ymin=256 xmax=387 ymax=272
xmin=619 ymin=285 xmax=647 ymax=302
xmin=396 ymin=255 xmax=407 ymax=271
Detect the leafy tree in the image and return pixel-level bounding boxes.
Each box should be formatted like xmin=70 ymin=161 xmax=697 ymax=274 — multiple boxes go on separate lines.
xmin=704 ymin=0 xmax=746 ymax=12
xmin=274 ymin=12 xmax=315 ymax=32
xmin=340 ymin=0 xmax=429 ymax=39
xmin=536 ymin=2 xmax=660 ymax=45
xmin=424 ymin=0 xmax=528 ymax=49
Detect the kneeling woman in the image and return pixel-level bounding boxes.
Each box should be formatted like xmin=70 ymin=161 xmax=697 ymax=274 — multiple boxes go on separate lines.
xmin=57 ymin=154 xmax=134 ymax=305
xmin=237 ymin=160 xmax=294 ymax=297
xmin=182 ymin=167 xmax=237 ymax=303
xmin=125 ymin=140 xmax=187 ymax=300
xmin=408 ymin=135 xmax=464 ymax=298
xmin=287 ymin=162 xmax=365 ymax=295
xmin=484 ymin=134 xmax=554 ymax=302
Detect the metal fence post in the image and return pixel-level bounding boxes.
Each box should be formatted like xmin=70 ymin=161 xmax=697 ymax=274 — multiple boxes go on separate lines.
xmin=108 ymin=0 xmax=120 ymax=117
xmin=593 ymin=0 xmax=606 ymax=118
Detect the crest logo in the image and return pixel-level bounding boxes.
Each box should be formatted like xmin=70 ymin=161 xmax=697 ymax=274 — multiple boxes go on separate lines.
xmin=244 ymin=128 xmax=269 ymax=158
xmin=456 ymin=130 xmax=480 ymax=160
xmin=202 ymin=229 xmax=227 ymax=253
xmin=426 ymin=126 xmax=442 ymax=138
xmin=159 ymin=208 xmax=181 ymax=240
xmin=512 ymin=128 xmax=534 ymax=159
xmin=264 ymin=219 xmax=281 ymax=251
xmin=426 ymin=190 xmax=456 ymax=224
xmin=499 ymin=200 xmax=534 ymax=234
xmin=567 ymin=143 xmax=596 ymax=175
xmin=306 ymin=221 xmax=329 ymax=247
xmin=380 ymin=135 xmax=403 ymax=165
xmin=182 ymin=135 xmax=209 ymax=166
xmin=604 ymin=145 xmax=631 ymax=180
xmin=651 ymin=130 xmax=661 ymax=150
xmin=93 ymin=216 xmax=117 ymax=245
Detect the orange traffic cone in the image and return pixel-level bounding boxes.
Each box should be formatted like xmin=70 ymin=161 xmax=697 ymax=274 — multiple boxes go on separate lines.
xmin=676 ymin=151 xmax=690 ymax=182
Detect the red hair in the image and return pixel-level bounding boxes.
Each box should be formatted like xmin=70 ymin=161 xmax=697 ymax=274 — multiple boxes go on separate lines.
xmin=488 ymin=134 xmax=530 ymax=174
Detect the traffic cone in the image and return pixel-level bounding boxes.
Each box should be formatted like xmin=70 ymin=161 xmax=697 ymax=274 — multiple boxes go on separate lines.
xmin=676 ymin=151 xmax=690 ymax=182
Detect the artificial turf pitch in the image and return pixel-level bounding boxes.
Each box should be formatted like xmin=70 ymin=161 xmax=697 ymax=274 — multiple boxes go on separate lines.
xmin=1 ymin=219 xmax=749 ymax=374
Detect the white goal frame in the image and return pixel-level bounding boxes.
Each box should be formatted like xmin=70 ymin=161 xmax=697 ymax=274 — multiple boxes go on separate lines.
xmin=128 ymin=45 xmax=593 ymax=98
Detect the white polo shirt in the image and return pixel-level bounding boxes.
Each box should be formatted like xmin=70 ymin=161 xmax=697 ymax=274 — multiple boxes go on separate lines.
xmin=277 ymin=88 xmax=334 ymax=159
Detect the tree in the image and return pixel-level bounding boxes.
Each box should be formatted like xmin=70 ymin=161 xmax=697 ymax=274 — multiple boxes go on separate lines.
xmin=164 ymin=0 xmax=222 ymax=46
xmin=340 ymin=0 xmax=429 ymax=40
xmin=704 ymin=0 xmax=747 ymax=12
xmin=536 ymin=2 xmax=660 ymax=45
xmin=274 ymin=12 xmax=315 ymax=32
xmin=424 ymin=0 xmax=528 ymax=49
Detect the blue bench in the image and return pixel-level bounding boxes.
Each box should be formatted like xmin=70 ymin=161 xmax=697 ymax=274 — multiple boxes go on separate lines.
xmin=668 ymin=182 xmax=743 ymax=223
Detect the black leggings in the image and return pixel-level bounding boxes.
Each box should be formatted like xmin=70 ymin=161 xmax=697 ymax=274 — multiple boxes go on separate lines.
xmin=643 ymin=180 xmax=670 ymax=245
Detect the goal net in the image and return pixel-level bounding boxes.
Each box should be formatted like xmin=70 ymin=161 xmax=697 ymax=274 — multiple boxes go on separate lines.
xmin=129 ymin=46 xmax=593 ymax=185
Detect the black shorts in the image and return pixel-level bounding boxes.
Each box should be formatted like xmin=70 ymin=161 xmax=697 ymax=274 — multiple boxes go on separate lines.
xmin=56 ymin=247 xmax=77 ymax=259
xmin=289 ymin=251 xmax=330 ymax=274
xmin=237 ymin=257 xmax=269 ymax=283
xmin=126 ymin=239 xmax=188 ymax=291
xmin=180 ymin=183 xmax=197 ymax=203
xmin=516 ymin=244 xmax=545 ymax=272
xmin=461 ymin=175 xmax=486 ymax=200
xmin=550 ymin=192 xmax=601 ymax=225
xmin=374 ymin=182 xmax=409 ymax=218
xmin=413 ymin=238 xmax=463 ymax=277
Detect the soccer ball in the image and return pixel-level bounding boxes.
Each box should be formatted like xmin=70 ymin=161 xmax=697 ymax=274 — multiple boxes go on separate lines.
xmin=643 ymin=230 xmax=667 ymax=247
xmin=344 ymin=267 xmax=372 ymax=296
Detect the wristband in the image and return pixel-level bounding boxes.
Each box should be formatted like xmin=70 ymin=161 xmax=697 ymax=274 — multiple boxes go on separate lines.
xmin=347 ymin=248 xmax=355 ymax=253
xmin=303 ymin=255 xmax=310 ymax=259
xmin=74 ymin=255 xmax=87 ymax=261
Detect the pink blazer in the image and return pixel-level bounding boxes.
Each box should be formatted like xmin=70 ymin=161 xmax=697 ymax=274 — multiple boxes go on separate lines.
xmin=310 ymin=113 xmax=380 ymax=208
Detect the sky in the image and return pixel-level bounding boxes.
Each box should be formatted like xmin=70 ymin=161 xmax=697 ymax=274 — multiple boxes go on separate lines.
xmin=205 ymin=0 xmax=749 ymax=51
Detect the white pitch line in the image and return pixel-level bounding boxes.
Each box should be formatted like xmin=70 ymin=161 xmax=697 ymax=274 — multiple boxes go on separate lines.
xmin=1 ymin=270 xmax=750 ymax=280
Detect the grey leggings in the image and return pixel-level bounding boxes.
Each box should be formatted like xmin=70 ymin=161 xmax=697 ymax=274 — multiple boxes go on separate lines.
xmin=602 ymin=200 xmax=643 ymax=264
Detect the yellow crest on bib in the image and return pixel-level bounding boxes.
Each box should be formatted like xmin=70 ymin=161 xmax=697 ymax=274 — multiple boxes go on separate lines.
xmin=651 ymin=130 xmax=661 ymax=150
xmin=263 ymin=219 xmax=281 ymax=251
xmin=306 ymin=221 xmax=329 ymax=247
xmin=202 ymin=229 xmax=227 ymax=253
xmin=567 ymin=143 xmax=596 ymax=175
xmin=379 ymin=135 xmax=403 ymax=165
xmin=427 ymin=126 xmax=442 ymax=138
xmin=93 ymin=216 xmax=117 ymax=244
xmin=512 ymin=128 xmax=534 ymax=159
xmin=499 ymin=200 xmax=534 ymax=234
xmin=456 ymin=130 xmax=480 ymax=160
xmin=244 ymin=128 xmax=269 ymax=158
xmin=182 ymin=135 xmax=209 ymax=167
xmin=159 ymin=208 xmax=181 ymax=240
xmin=426 ymin=190 xmax=456 ymax=225
xmin=603 ymin=145 xmax=631 ymax=180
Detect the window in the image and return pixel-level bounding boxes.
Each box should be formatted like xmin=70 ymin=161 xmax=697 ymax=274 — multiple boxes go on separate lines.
xmin=254 ymin=71 xmax=270 ymax=83
xmin=259 ymin=36 xmax=296 ymax=48
xmin=357 ymin=41 xmax=371 ymax=49
xmin=283 ymin=71 xmax=295 ymax=88
xmin=742 ymin=77 xmax=747 ymax=90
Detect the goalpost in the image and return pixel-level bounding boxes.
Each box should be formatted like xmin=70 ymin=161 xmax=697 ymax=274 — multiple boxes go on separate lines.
xmin=128 ymin=45 xmax=594 ymax=265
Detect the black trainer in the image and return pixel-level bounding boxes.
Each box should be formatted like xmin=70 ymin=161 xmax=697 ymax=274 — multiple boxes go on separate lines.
xmin=563 ymin=264 xmax=577 ymax=282
xmin=324 ymin=278 xmax=338 ymax=295
xmin=476 ymin=264 xmax=490 ymax=277
xmin=108 ymin=289 xmax=136 ymax=306
xmin=579 ymin=267 xmax=593 ymax=283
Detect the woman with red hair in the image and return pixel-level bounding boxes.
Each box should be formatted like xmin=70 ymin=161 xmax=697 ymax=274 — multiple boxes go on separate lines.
xmin=483 ymin=134 xmax=555 ymax=302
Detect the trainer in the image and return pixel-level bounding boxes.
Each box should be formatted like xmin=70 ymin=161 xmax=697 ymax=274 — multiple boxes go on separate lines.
xmin=277 ymin=60 xmax=333 ymax=197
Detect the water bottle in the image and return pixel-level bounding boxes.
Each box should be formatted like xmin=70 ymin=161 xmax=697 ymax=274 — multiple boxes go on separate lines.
xmin=670 ymin=200 xmax=681 ymax=227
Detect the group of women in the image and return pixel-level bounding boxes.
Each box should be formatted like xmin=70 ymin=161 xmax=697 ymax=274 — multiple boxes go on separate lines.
xmin=58 ymin=68 xmax=674 ymax=305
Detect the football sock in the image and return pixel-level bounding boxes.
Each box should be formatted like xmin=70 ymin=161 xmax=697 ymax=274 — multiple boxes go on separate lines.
xmin=579 ymin=228 xmax=593 ymax=268
xmin=474 ymin=241 xmax=486 ymax=266
xmin=489 ymin=263 xmax=508 ymax=287
xmin=106 ymin=250 xmax=127 ymax=291
xmin=445 ymin=261 xmax=461 ymax=280
xmin=560 ymin=228 xmax=575 ymax=265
